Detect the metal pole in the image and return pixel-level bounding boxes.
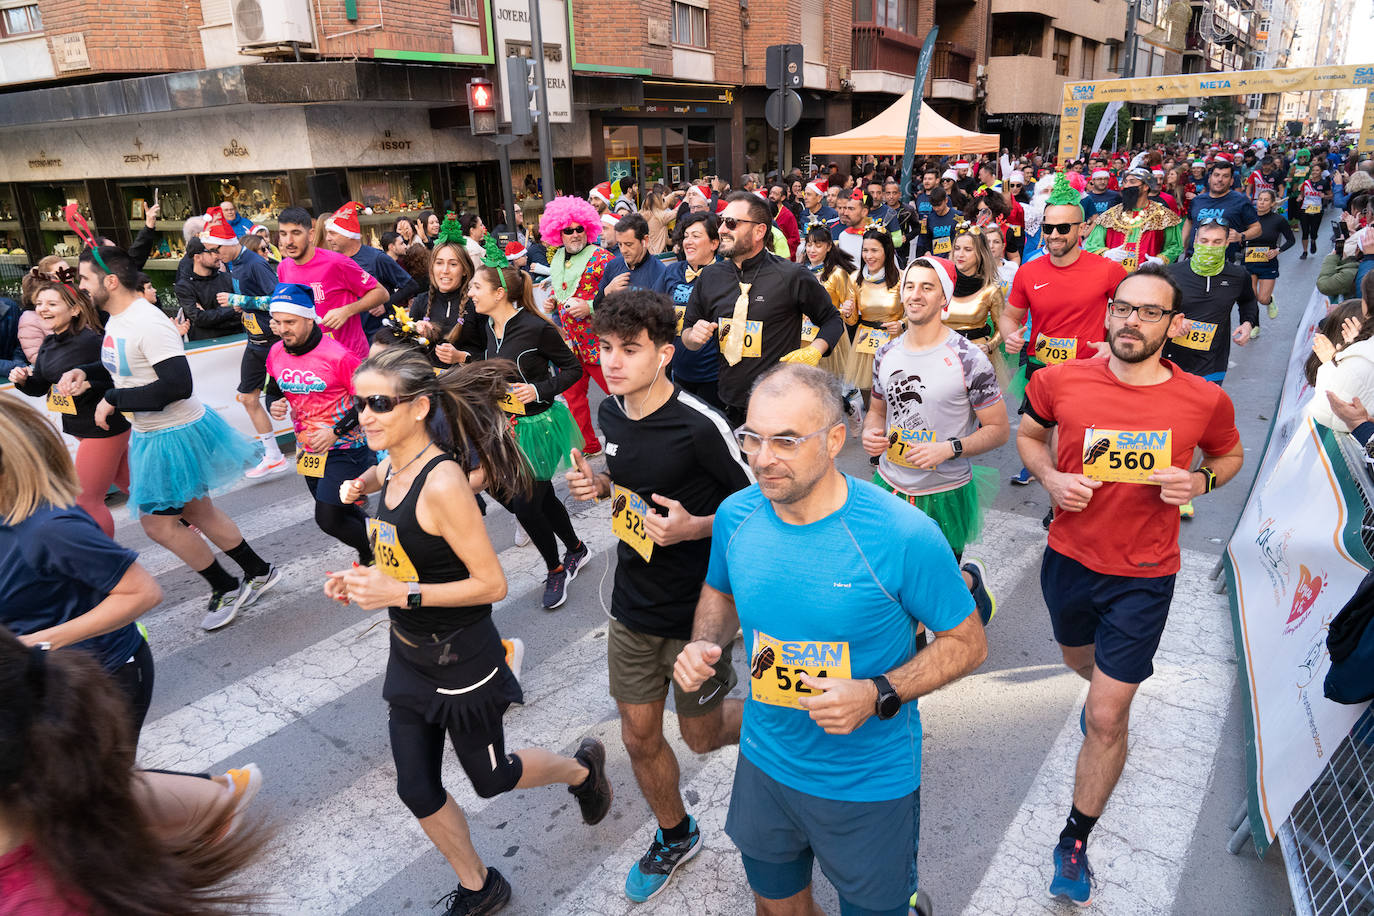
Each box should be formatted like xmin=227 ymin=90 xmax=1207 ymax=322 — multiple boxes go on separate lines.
xmin=528 ymin=0 xmax=556 ymax=206
xmin=495 ymin=136 xmax=518 ymax=235
xmin=778 ymin=114 xmax=785 ymax=185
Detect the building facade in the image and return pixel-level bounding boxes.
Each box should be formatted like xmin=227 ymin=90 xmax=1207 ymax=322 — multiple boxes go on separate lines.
xmin=1277 ymin=0 xmax=1358 ymax=134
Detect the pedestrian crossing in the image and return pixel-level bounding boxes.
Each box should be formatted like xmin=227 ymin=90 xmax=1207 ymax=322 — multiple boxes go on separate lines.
xmin=124 ymin=480 xmax=1232 ymax=916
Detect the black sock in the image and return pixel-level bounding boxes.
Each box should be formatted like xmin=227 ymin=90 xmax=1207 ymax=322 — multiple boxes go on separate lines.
xmin=1060 ymin=805 xmax=1099 ymax=847
xmin=661 ymin=815 xmax=693 ymax=843
xmin=196 ymin=559 xmax=239 ymax=595
xmin=224 ymin=540 xmax=270 ymax=579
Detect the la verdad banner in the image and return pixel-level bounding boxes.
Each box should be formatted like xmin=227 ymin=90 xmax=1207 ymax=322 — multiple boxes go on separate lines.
xmin=1225 ymin=288 xmax=1373 ymax=854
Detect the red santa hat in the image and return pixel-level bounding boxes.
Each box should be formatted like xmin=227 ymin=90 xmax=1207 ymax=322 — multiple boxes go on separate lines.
xmin=590 ymin=182 xmax=614 ymax=205
xmin=1213 ymin=152 xmax=1234 ymax=165
xmin=199 ymin=214 xmax=237 ymax=247
xmin=954 ymin=160 xmax=971 ymax=172
xmin=806 ymin=177 xmax=828 ymax=197
xmin=504 ymin=240 xmax=528 ymax=262
xmin=325 ymin=201 xmax=362 ymax=240
xmin=906 ymin=256 xmax=957 ymax=317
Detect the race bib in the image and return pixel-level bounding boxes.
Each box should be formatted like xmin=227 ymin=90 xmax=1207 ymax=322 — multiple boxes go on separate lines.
xmin=46 ymin=390 xmax=76 ymax=415
xmin=719 ymin=318 xmax=763 ymax=358
xmin=674 ymin=306 xmax=685 ymax=336
xmin=1121 ymin=256 xmax=1138 ymax=273
xmin=933 ymin=237 xmax=952 ymax=255
xmin=1244 ymin=247 xmax=1272 ymax=263
xmin=854 ymin=326 xmax=892 ymax=355
xmin=1304 ymin=196 xmax=1322 ymax=214
xmin=367 ymin=518 xmax=420 ymax=582
xmin=1171 ymin=319 xmax=1218 ymax=351
xmin=885 ymin=428 xmax=936 ymax=469
xmin=296 ymin=450 xmax=326 ymax=478
xmin=1081 ymin=427 xmax=1171 ymax=484
xmin=610 ymin=485 xmax=654 ymax=563
xmin=497 ymin=386 xmax=526 ymax=415
xmin=749 ymin=631 xmax=852 ymax=710
xmin=800 ymin=318 xmax=819 ymax=344
xmin=242 ymin=312 xmax=264 ymax=336
xmin=1034 ymin=335 xmax=1078 ymax=365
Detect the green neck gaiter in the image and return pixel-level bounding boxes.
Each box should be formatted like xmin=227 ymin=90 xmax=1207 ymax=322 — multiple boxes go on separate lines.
xmin=1191 ymin=244 xmax=1226 ymax=277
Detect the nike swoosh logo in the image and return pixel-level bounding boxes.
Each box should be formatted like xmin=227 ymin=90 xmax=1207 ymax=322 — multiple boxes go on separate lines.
xmin=696 ymin=684 xmax=723 ymax=705
xmin=1034 ymin=283 xmax=1050 ymax=290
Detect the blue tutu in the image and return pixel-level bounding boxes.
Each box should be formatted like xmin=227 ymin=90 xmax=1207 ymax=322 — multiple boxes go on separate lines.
xmin=128 ymin=409 xmax=262 ymax=515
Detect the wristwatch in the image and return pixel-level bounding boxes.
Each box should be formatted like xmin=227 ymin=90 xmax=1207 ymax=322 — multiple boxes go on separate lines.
xmin=406 ymin=582 xmax=422 ymax=609
xmin=1197 ymin=465 xmax=1217 ymax=494
xmin=949 ymin=437 xmax=964 ymax=458
xmin=871 ymin=674 xmax=901 ymax=720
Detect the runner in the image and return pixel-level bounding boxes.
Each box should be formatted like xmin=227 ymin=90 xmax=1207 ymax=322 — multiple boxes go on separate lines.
xmin=680 ymin=191 xmax=844 ymax=428
xmin=1181 ymin=158 xmax=1261 ymax=261
xmin=800 ymin=224 xmax=858 ymax=384
xmin=798 ymin=177 xmax=839 ymax=235
xmin=915 ymin=187 xmax=960 ymax=258
xmin=408 ymin=220 xmax=485 ymax=368
xmin=325 ymin=201 xmax=425 ymax=340
xmin=1294 ymin=162 xmax=1331 ymax=260
xmin=595 ymin=212 xmax=668 ymax=307
xmin=1017 ymin=263 xmax=1244 ymax=906
xmin=322 ymin=345 xmax=612 ymax=916
xmin=831 ymin=189 xmax=904 ymax=265
xmin=1244 ymin=189 xmax=1297 ymax=324
xmin=945 ymin=226 xmax=1008 ymax=381
xmin=1082 ymin=168 xmax=1183 ymax=271
xmin=841 ymin=229 xmax=904 ymax=412
xmin=564 ymin=288 xmax=753 ymax=903
xmin=262 ymin=282 xmax=376 ymax=564
xmin=66 ymin=244 xmax=280 ymax=632
xmin=654 ymin=211 xmax=726 ymax=409
xmin=674 ymin=362 xmax=987 ymax=916
xmin=1081 ymin=169 xmax=1123 ymax=223
xmin=471 ymin=239 xmax=591 ymax=610
xmin=1162 ymin=219 xmax=1258 ymax=390
xmin=276 ymin=206 xmax=389 ymax=360
xmin=9 ymin=276 xmax=131 ymax=537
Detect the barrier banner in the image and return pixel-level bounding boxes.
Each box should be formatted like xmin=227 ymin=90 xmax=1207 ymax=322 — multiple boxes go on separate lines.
xmin=1225 ymin=289 xmax=1374 ymax=853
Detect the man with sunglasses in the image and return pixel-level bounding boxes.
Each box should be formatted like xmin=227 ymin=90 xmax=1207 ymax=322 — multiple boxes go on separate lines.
xmin=1181 ymin=159 xmax=1261 ymax=260
xmin=675 ymin=362 xmax=987 ymax=916
xmin=547 ymin=204 xmax=616 ymax=455
xmin=681 ymin=192 xmax=843 ymax=428
xmin=1018 ymin=264 xmax=1243 ymax=906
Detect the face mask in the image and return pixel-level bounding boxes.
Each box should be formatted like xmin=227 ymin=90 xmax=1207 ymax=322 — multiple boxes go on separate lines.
xmin=1191 ymin=243 xmax=1226 ymax=277
xmin=1121 ymin=186 xmax=1142 ymax=210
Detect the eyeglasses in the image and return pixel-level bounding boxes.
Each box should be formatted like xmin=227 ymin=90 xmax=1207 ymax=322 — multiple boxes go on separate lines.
xmin=561 ymin=226 xmax=586 ymax=236
xmin=352 ymin=393 xmax=419 ymax=414
xmin=720 ymin=217 xmax=762 ymax=231
xmin=1108 ymin=300 xmax=1176 ymax=323
xmin=734 ymin=424 xmax=835 ymax=457
xmin=1043 ymin=222 xmax=1081 ymax=236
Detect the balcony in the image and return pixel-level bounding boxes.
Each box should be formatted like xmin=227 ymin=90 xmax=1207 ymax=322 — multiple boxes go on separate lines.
xmin=930 ymin=41 xmax=977 ymax=102
xmin=985 ymin=54 xmax=1063 ymax=115
xmin=852 ymin=25 xmax=923 ymax=77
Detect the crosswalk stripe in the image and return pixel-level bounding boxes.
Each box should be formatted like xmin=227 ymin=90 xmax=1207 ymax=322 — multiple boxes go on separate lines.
xmin=960 ymin=546 xmax=1235 ymax=915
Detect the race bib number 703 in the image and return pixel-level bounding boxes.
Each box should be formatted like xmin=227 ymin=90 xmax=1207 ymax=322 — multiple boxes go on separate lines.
xmin=749 ymin=631 xmax=851 ymax=710
xmin=1081 ymin=428 xmax=1172 ymax=485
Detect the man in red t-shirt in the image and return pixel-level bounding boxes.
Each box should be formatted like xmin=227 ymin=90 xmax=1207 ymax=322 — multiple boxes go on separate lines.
xmin=1017 ymin=264 xmax=1244 ymax=906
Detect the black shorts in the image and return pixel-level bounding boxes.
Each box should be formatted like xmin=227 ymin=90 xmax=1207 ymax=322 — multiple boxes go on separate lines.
xmin=237 ymin=343 xmax=271 ymax=395
xmin=1041 ymin=546 xmax=1175 ymax=684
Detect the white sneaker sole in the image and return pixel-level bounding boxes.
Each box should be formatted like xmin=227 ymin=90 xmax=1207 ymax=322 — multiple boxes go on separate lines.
xmin=246 ymin=458 xmax=289 ymax=479
xmin=202 ymin=595 xmax=242 ymax=631
xmin=504 ymin=638 xmax=525 ymax=681
xmin=238 ymin=567 xmax=282 ymax=611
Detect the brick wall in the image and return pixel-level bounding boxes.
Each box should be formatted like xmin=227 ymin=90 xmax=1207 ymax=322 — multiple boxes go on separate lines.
xmin=38 ymin=0 xmax=204 ymax=73
xmin=312 ymin=0 xmax=462 ymax=56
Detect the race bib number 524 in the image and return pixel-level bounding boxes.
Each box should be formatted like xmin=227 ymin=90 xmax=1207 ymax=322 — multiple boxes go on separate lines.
xmin=1081 ymin=428 xmax=1172 ymax=484
xmin=749 ymin=631 xmax=851 ymax=710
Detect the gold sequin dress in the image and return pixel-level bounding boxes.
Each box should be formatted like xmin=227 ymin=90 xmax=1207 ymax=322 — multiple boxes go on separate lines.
xmin=843 ymin=272 xmax=903 ymax=390
xmin=942 ymin=281 xmax=1009 ymax=385
xmin=814 ymin=265 xmax=857 ymax=380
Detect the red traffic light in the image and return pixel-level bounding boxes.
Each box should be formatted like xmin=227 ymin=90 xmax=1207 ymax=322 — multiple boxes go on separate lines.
xmin=468 ymin=79 xmax=495 ymax=112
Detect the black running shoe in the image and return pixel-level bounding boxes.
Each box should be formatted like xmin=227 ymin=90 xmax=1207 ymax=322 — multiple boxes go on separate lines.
xmin=436 ymin=866 xmax=511 ymax=915
xmin=542 ymin=567 xmax=568 ymax=610
xmin=564 ymin=541 xmax=591 ymax=581
xmin=570 ymin=736 xmax=613 ymax=825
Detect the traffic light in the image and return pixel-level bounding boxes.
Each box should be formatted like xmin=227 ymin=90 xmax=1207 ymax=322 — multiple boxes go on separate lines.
xmin=505 ymin=56 xmax=535 ymax=137
xmin=468 ymin=78 xmax=497 ymax=136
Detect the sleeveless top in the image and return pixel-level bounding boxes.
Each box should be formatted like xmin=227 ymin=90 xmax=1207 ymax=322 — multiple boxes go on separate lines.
xmin=372 ymin=452 xmax=490 ymax=633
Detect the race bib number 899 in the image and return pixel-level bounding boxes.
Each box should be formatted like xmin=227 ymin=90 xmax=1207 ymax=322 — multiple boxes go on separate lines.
xmin=749 ymin=631 xmax=851 ymax=710
xmin=1081 ymin=428 xmax=1172 ymax=485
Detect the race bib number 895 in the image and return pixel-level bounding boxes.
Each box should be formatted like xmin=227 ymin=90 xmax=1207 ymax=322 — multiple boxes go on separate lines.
xmin=1081 ymin=428 xmax=1172 ymax=485
xmin=749 ymin=631 xmax=851 ymax=710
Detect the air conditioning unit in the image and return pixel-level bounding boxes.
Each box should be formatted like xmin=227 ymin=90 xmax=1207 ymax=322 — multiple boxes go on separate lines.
xmin=232 ymin=0 xmax=315 ymax=49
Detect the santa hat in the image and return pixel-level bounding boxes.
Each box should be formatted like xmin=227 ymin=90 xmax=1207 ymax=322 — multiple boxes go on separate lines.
xmin=204 ymin=206 xmax=224 ymax=222
xmin=906 ymin=256 xmax=957 ymax=316
xmin=954 ymin=161 xmax=970 ymax=172
xmin=1192 ymin=159 xmax=1207 ymax=167
xmin=199 ymin=214 xmax=237 ymax=247
xmin=1009 ymin=170 xmax=1026 ymax=184
xmin=325 ymin=201 xmax=362 ymax=240
xmin=1214 ymin=152 xmax=1233 ymax=164
xmin=504 ymin=240 xmax=528 ymax=262
xmin=590 ymin=182 xmax=614 ymax=205
xmin=267 ymin=283 xmax=318 ymax=321
xmin=1091 ymin=169 xmax=1111 ymax=179
xmin=806 ymin=177 xmax=828 ymax=197
xmin=941 ymin=168 xmax=958 ymax=180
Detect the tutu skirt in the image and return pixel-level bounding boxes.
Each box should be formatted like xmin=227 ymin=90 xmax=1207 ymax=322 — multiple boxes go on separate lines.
xmin=128 ymin=409 xmax=261 ymax=515
xmin=873 ymin=465 xmax=998 ymax=556
xmin=513 ymin=400 xmax=583 ymax=481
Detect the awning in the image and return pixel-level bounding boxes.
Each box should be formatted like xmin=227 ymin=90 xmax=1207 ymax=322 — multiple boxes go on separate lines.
xmin=810 ymin=91 xmax=1000 ymax=156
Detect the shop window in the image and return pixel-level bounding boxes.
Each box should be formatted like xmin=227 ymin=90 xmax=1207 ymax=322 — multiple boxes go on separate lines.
xmin=0 ymin=186 xmax=22 ymax=275
xmin=1053 ymin=31 xmax=1072 ymax=76
xmin=449 ymin=0 xmax=478 ymax=21
xmin=117 ymin=180 xmax=195 ymax=274
xmin=1 ymin=4 xmax=42 ymax=37
xmin=197 ymin=174 xmax=291 ymax=227
xmin=671 ymin=1 xmax=708 ymax=48
xmin=1080 ymin=40 xmax=1097 ymax=79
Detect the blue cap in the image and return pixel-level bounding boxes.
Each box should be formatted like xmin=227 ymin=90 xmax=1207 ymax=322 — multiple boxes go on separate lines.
xmin=268 ymin=282 xmax=319 ymax=320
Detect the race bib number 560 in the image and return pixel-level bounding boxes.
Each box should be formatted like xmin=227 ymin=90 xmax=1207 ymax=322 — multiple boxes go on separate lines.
xmin=1081 ymin=428 xmax=1172 ymax=484
xmin=749 ymin=631 xmax=851 ymax=710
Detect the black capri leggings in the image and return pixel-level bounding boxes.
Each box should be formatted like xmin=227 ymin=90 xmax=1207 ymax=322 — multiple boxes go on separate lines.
xmin=388 ymin=702 xmax=524 ymax=818
xmin=1299 ymin=210 xmax=1323 ymax=242
xmin=110 ymin=637 xmax=156 ymax=741
xmin=496 ymin=479 xmax=581 ymax=572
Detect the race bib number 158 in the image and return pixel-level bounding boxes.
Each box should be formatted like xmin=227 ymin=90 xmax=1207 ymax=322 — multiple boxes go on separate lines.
xmin=749 ymin=631 xmax=851 ymax=710
xmin=1081 ymin=428 xmax=1172 ymax=485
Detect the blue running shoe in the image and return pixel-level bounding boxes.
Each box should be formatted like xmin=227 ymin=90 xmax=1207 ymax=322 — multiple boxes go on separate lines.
xmin=962 ymin=559 xmax=995 ymax=625
xmin=1049 ymin=837 xmax=1093 ymax=906
xmin=1010 ymin=467 xmax=1032 ymax=485
xmin=625 ymin=816 xmax=701 ymax=902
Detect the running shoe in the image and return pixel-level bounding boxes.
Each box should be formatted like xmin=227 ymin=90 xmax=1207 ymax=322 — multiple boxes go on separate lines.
xmin=1009 ymin=467 xmax=1032 ymax=485
xmin=245 ymin=455 xmax=289 ymax=479
xmin=542 ymin=567 xmax=569 ymax=609
xmin=570 ymin=736 xmax=613 ymax=825
xmin=1049 ymin=837 xmax=1094 ymax=906
xmin=513 ymin=519 xmax=530 ymax=547
xmin=1180 ymin=501 xmax=1195 ymax=520
xmin=1250 ymin=325 xmax=1261 ymax=339
xmin=564 ymin=542 xmax=591 ymax=581
xmin=236 ymin=565 xmax=282 ymax=610
xmin=218 ymin=762 xmax=264 ymax=840
xmin=1042 ymin=508 xmax=1053 ymax=530
xmin=1267 ymin=302 xmax=1279 ymax=320
xmin=1300 ymin=250 xmax=1308 ymax=260
xmin=908 ymin=889 xmax=934 ymax=916
xmin=436 ymin=866 xmax=511 ymax=916
xmin=962 ymin=559 xmax=996 ymax=625
xmin=625 ymin=816 xmax=702 ymax=902
xmin=502 ymin=638 xmax=525 ymax=682
xmin=201 ymin=587 xmax=243 ymax=631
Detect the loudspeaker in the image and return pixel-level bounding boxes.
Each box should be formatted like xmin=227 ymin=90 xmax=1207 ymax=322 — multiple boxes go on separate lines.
xmin=307 ymin=172 xmax=349 ymax=215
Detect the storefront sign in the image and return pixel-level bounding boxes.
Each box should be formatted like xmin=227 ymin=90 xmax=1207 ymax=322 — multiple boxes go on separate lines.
xmin=122 ymin=137 xmax=159 ymax=165
xmin=492 ymin=0 xmax=573 ymax=124
xmin=377 ymin=131 xmax=413 ymax=151
xmin=27 ymin=151 xmax=62 ymax=169
xmin=647 ymin=17 xmax=670 ymax=46
xmin=53 ymin=32 xmax=90 ymax=72
xmin=223 ymin=139 xmax=250 ymax=158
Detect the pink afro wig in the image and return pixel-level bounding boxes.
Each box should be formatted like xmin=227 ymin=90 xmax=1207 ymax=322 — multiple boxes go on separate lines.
xmin=539 ymin=196 xmax=602 ymax=243
xmin=1065 ymin=171 xmax=1088 ymax=193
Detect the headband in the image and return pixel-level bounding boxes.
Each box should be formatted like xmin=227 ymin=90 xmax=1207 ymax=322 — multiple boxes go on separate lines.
xmin=64 ymin=204 xmax=108 ymax=273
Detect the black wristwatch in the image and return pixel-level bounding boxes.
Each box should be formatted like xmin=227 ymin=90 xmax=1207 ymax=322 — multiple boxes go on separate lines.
xmin=1197 ymin=465 xmax=1217 ymax=494
xmin=406 ymin=582 xmax=423 ymax=609
xmin=871 ymin=674 xmax=901 ymax=720
xmin=949 ymin=437 xmax=964 ymax=457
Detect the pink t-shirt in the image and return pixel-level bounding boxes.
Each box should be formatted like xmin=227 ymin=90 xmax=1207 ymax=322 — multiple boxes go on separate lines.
xmin=265 ymin=334 xmax=366 ymax=450
xmin=0 ymin=845 xmax=88 ymax=915
xmin=277 ymin=247 xmax=378 ymax=358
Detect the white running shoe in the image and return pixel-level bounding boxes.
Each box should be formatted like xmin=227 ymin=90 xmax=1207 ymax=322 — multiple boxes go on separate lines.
xmin=245 ymin=455 xmax=288 ymax=479
xmin=237 ymin=565 xmax=282 ymax=610
xmin=502 ymin=637 xmax=526 ymax=682
xmin=514 ymin=519 xmax=531 ymax=547
xmin=201 ymin=588 xmax=243 ymax=631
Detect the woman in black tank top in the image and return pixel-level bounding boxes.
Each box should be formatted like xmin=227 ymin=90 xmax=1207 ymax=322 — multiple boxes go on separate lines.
xmin=323 ymin=346 xmax=613 ymax=914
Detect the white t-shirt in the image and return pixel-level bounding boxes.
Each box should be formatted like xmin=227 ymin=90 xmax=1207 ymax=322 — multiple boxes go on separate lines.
xmin=101 ymin=297 xmax=203 ymax=432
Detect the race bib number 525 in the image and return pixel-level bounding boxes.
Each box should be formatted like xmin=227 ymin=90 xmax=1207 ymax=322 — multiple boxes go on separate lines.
xmin=610 ymin=485 xmax=654 ymax=563
xmin=1081 ymin=428 xmax=1172 ymax=484
xmin=749 ymin=631 xmax=851 ymax=710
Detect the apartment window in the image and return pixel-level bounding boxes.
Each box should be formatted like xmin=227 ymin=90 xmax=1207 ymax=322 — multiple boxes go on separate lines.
xmin=1 ymin=3 xmax=42 ymax=36
xmin=1106 ymin=40 xmax=1121 ymax=73
xmin=1080 ymin=40 xmax=1097 ymax=79
xmin=1053 ymin=30 xmax=1072 ymax=76
xmin=990 ymin=15 xmax=1043 ymax=56
xmin=672 ymin=0 xmax=708 ymax=48
xmin=449 ymin=0 xmax=478 ymax=20
xmin=854 ymin=0 xmax=873 ymax=20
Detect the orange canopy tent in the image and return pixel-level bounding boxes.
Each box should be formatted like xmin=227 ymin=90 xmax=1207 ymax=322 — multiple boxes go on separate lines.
xmin=809 ymin=91 xmax=1000 ymax=156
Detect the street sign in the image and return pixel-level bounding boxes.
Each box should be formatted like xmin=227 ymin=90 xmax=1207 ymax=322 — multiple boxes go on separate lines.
xmin=765 ymin=88 xmax=802 ymax=131
xmin=766 ymin=44 xmax=804 ymax=90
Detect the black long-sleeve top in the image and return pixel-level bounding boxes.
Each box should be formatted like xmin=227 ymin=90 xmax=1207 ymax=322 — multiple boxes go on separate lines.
xmin=15 ymin=327 xmax=130 ymax=438
xmin=410 ymin=288 xmax=486 ymax=364
xmin=480 ymin=308 xmax=581 ymax=417
xmin=1251 ymin=211 xmax=1297 ymax=253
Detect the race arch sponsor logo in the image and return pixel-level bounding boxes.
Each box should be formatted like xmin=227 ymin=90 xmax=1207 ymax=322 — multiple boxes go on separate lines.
xmin=1199 ymin=79 xmax=1231 ymax=89
xmin=1063 ymin=105 xmax=1081 ymax=119
xmin=1354 ymin=66 xmax=1374 ymax=86
xmin=1070 ymin=85 xmax=1096 ymax=101
xmin=278 ymin=368 xmax=328 ymax=393
xmin=1284 ymin=563 xmax=1327 ymax=635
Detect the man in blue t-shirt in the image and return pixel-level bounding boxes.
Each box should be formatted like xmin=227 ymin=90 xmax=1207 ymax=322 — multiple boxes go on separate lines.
xmin=1182 ymin=159 xmax=1261 ymax=260
xmin=674 ymin=363 xmax=987 ymax=916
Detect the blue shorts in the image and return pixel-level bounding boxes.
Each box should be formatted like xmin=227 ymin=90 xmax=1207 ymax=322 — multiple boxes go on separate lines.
xmin=304 ymin=446 xmax=377 ymax=507
xmin=726 ymin=754 xmax=919 ymax=915
xmin=1202 ymin=371 xmax=1225 ymax=386
xmin=1041 ymin=547 xmax=1176 ymax=684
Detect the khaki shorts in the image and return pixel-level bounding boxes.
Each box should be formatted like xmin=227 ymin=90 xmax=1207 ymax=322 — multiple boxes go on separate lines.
xmin=607 ymin=618 xmax=737 ymax=718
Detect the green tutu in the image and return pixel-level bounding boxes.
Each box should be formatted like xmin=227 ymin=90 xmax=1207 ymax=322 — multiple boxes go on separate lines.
xmin=872 ymin=465 xmax=998 ymax=557
xmin=513 ymin=401 xmax=583 ymax=481
xmin=1004 ymin=353 xmax=1031 ymax=405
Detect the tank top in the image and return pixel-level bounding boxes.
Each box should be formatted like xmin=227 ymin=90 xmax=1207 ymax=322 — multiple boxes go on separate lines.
xmin=371 ymin=452 xmax=491 ymax=633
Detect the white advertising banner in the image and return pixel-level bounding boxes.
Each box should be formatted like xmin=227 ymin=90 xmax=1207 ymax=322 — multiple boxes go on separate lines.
xmin=491 ymin=0 xmax=573 ymax=125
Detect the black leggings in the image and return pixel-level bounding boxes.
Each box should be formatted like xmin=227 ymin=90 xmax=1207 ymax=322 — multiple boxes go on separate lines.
xmin=315 ymin=500 xmax=372 ymax=564
xmin=498 ymin=479 xmax=581 ymax=571
xmin=1299 ymin=211 xmax=1323 ymax=243
xmin=388 ymin=702 xmax=523 ymax=818
xmin=110 ymin=638 xmax=156 ymax=741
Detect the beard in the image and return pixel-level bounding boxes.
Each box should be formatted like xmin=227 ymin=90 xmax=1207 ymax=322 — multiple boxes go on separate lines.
xmin=1121 ymin=186 xmax=1142 ymax=210
xmin=1108 ymin=324 xmax=1166 ymax=363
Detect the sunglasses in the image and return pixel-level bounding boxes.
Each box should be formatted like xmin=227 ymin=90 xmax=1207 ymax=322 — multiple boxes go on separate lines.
xmin=1043 ymin=222 xmax=1081 ymax=236
xmin=561 ymin=226 xmax=586 ymax=236
xmin=1197 ymin=217 xmax=1231 ymax=228
xmin=351 ymin=393 xmax=419 ymax=414
xmin=720 ymin=217 xmax=761 ymax=230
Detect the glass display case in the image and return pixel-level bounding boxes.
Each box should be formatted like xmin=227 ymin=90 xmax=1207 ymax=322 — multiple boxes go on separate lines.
xmin=448 ymin=166 xmax=480 ymax=216
xmin=29 ymin=182 xmax=94 ymax=263
xmin=346 ymin=168 xmax=435 ymax=248
xmin=117 ymin=178 xmax=194 ymax=272
xmin=0 ymin=186 xmax=24 ymax=268
xmin=196 ymin=173 xmax=290 ymax=230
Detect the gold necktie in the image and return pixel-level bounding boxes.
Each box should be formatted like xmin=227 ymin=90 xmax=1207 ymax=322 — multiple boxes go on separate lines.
xmin=723 ymin=281 xmax=751 ymax=366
